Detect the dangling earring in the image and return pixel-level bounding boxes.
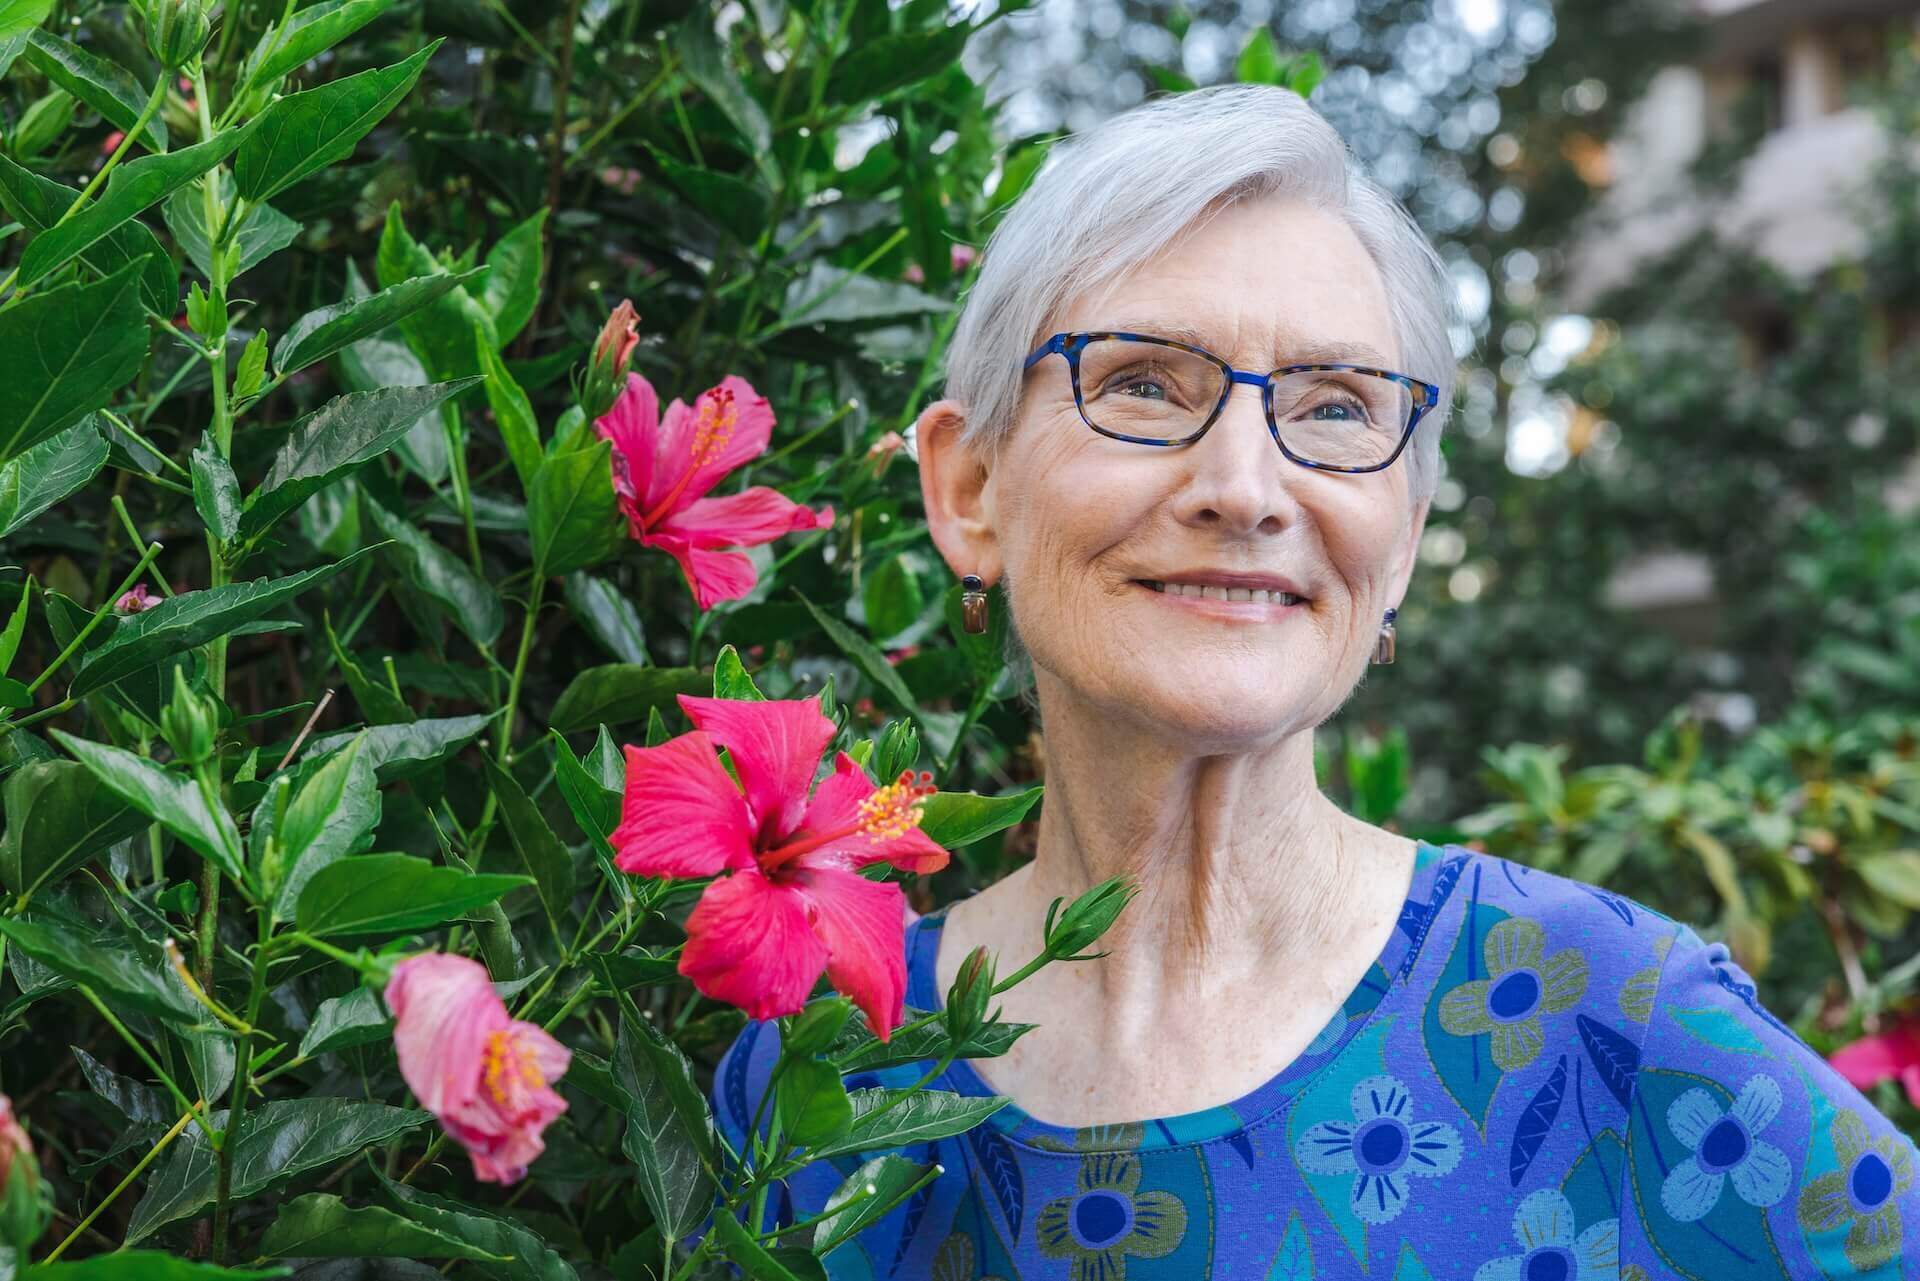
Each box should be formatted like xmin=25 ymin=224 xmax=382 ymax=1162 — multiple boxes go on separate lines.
xmin=1371 ymin=607 xmax=1398 ymax=665
xmin=961 ymin=574 xmax=989 ymax=635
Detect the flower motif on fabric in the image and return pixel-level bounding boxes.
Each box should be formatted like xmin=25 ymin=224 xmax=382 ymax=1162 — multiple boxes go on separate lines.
xmin=1795 ymin=1108 xmax=1914 ymax=1271
xmin=1438 ymin=917 xmax=1589 ymax=1072
xmin=1619 ymin=932 xmax=1672 ymax=1024
xmin=1294 ymin=1073 xmax=1464 ymax=1225
xmin=1659 ymin=1073 xmax=1791 ymax=1221
xmin=1035 ymin=1150 xmax=1187 ymax=1280
xmin=931 ymin=1231 xmax=1011 ymax=1281
xmin=1471 ymin=1188 xmax=1619 ymax=1281
xmin=1028 ymin=1121 xmax=1146 ymax=1155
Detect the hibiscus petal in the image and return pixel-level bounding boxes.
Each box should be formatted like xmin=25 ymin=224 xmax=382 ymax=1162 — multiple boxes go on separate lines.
xmin=610 ymin=735 xmax=757 ymax=878
xmin=790 ymin=751 xmax=950 ymax=875
xmin=675 ymin=377 xmax=777 ymax=509
xmin=595 ymin=373 xmax=662 ymax=505
xmin=385 ymin=953 xmax=505 ymax=1117
xmin=641 ymin=528 xmax=761 ymax=610
xmin=677 ymin=695 xmax=836 ymax=848
xmin=679 ymin=870 xmax=828 ymax=1021
xmin=789 ymin=866 xmax=908 ymax=1041
xmin=656 ymin=487 xmax=835 ymax=550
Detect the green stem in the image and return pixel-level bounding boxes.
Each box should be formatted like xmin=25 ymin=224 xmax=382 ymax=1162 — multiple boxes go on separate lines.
xmin=77 ymin=985 xmax=219 ymax=1145
xmin=42 ymin=1105 xmax=199 ymax=1262
xmin=19 ymin=541 xmax=163 ymax=698
xmin=213 ymin=918 xmax=272 ymax=1263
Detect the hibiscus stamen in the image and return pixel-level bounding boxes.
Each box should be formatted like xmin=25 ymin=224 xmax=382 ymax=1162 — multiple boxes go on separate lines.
xmin=637 ymin=388 xmax=740 ymax=530
xmin=482 ymin=1029 xmax=546 ymax=1106
xmin=757 ymin=769 xmax=937 ymax=872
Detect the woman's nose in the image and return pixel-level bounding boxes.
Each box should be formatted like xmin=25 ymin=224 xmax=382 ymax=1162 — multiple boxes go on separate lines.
xmin=1172 ymin=382 xmax=1299 ymax=535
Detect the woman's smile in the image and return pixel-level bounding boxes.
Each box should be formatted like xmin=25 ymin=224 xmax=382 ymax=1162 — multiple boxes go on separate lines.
xmin=1131 ymin=577 xmax=1311 ymax=619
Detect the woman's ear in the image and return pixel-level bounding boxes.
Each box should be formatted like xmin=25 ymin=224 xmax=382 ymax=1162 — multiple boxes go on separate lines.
xmin=914 ymin=399 xmax=1002 ymax=585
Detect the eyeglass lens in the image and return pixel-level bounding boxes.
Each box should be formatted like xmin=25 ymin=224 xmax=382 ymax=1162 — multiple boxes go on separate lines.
xmin=1072 ymin=337 xmax=1412 ymax=469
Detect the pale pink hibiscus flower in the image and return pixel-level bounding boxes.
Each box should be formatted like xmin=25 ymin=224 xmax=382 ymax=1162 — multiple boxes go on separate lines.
xmin=385 ymin=953 xmax=571 ymax=1184
xmin=595 ymin=374 xmax=834 ymax=610
xmin=611 ymin=695 xmax=948 ymax=1040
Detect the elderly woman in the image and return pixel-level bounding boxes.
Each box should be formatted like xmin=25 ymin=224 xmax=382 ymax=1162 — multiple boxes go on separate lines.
xmin=712 ymin=83 xmax=1918 ymax=1279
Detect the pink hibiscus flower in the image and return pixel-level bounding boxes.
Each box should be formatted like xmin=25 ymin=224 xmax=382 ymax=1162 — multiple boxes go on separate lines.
xmin=595 ymin=373 xmax=834 ymax=610
xmin=385 ymin=953 xmax=571 ymax=1184
xmin=611 ymin=695 xmax=949 ymax=1040
xmin=1831 ymin=1009 xmax=1920 ymax=1109
xmin=116 ymin=583 xmax=159 ymax=613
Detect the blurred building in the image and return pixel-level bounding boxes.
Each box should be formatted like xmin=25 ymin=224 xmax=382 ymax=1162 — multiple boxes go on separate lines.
xmin=1568 ymin=0 xmax=1920 ymax=631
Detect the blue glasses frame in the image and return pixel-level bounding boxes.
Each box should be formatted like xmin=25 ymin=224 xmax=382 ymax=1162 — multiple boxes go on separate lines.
xmin=1023 ymin=330 xmax=1442 ymax=474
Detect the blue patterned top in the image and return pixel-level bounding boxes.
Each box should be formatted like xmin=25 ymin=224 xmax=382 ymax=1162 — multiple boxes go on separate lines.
xmin=708 ymin=840 xmax=1920 ymax=1279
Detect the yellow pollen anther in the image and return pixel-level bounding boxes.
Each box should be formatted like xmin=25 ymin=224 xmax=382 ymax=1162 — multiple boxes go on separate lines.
xmin=688 ymin=388 xmax=739 ymax=467
xmin=856 ymin=769 xmax=937 ymax=842
xmin=481 ymin=1029 xmax=545 ymax=1105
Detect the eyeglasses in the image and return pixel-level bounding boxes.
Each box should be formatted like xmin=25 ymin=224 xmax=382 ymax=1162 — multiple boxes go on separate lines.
xmin=1022 ymin=331 xmax=1440 ymax=474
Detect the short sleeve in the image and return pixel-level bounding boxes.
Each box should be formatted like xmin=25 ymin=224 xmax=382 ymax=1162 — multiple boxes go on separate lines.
xmin=1618 ymin=922 xmax=1920 ymax=1280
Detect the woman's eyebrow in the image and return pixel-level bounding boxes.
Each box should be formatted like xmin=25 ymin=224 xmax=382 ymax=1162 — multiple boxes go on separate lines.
xmin=1104 ymin=322 xmax=1397 ymax=371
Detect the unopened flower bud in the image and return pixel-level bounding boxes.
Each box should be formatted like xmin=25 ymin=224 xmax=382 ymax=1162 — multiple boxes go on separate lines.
xmin=945 ymin=945 xmax=996 ymax=1047
xmin=143 ymin=0 xmax=210 ymax=70
xmin=0 ymin=1095 xmax=48 ymax=1252
xmin=863 ymin=430 xmax=908 ymax=482
xmin=784 ymin=996 xmax=853 ymax=1057
xmin=159 ymin=665 xmax=216 ymax=766
xmin=1044 ymin=877 xmax=1137 ymax=962
xmin=580 ymin=299 xmax=640 ymax=420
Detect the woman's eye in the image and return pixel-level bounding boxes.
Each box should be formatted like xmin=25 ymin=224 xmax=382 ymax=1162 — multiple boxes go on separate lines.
xmin=1305 ymin=397 xmax=1370 ymax=424
xmin=1106 ymin=373 xmax=1168 ymax=400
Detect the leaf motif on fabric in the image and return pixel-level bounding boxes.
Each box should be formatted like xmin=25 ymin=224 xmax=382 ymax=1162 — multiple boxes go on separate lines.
xmin=1510 ymin=1053 xmax=1568 ymax=1186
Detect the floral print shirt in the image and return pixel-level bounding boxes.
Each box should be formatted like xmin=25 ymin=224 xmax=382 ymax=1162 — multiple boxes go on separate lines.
xmin=709 ymin=840 xmax=1920 ymax=1279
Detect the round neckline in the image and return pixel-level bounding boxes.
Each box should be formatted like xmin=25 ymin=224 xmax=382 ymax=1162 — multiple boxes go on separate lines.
xmin=903 ymin=839 xmax=1463 ymax=1153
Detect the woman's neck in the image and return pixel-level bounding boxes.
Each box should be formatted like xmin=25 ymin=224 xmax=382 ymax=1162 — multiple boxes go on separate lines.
xmin=933 ymin=707 xmax=1418 ymax=1126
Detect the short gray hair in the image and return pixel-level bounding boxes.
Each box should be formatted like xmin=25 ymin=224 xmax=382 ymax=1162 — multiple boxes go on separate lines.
xmin=943 ymin=82 xmax=1459 ymax=503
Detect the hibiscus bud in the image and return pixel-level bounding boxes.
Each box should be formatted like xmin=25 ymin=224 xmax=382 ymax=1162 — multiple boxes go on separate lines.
xmin=784 ymin=996 xmax=853 ymax=1057
xmin=945 ymin=946 xmax=996 ymax=1047
xmin=1044 ymin=876 xmax=1138 ymax=962
xmin=869 ymin=717 xmax=921 ymax=787
xmin=862 ymin=430 xmax=908 ymax=482
xmin=580 ymin=300 xmax=640 ymax=420
xmin=142 ymin=0 xmax=210 ymax=70
xmin=115 ymin=582 xmax=159 ymax=613
xmin=159 ymin=666 xmax=216 ymax=766
xmin=0 ymin=1095 xmax=49 ymax=1253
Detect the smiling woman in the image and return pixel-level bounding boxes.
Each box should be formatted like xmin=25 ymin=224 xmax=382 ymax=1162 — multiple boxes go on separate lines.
xmin=708 ymin=81 xmax=1920 ymax=1280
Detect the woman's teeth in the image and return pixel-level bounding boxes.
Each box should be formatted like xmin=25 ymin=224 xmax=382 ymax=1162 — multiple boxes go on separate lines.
xmin=1141 ymin=581 xmax=1303 ymax=605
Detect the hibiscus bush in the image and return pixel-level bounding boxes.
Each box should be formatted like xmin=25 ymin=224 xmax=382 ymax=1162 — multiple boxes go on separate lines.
xmin=0 ymin=0 xmax=1128 ymax=1275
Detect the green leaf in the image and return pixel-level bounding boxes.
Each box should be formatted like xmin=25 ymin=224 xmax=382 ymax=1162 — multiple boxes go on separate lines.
xmin=235 ymin=42 xmax=441 ymax=201
xmin=260 ymin=1193 xmax=509 ymax=1261
xmin=795 ymin=590 xmax=920 ymax=712
xmin=779 ymin=261 xmax=946 ymax=330
xmin=479 ymin=335 xmax=542 ymax=490
xmin=238 ymin=380 xmax=480 ymax=541
xmin=610 ymin=977 xmax=716 ymax=1240
xmin=297 ymin=986 xmax=389 ymax=1058
xmin=262 ymin=734 xmax=381 ymax=915
xmin=709 ymin=1203 xmax=808 ymax=1281
xmin=1858 ymin=850 xmax=1920 ymax=909
xmin=295 ymin=852 xmax=530 ymax=936
xmin=190 ymin=439 xmax=241 ymax=541
xmin=240 ymin=0 xmax=399 ymax=92
xmin=0 ymin=0 xmax=52 ymax=42
xmin=861 ymin=556 xmax=923 ymax=643
xmin=561 ymin=574 xmax=648 ymax=665
xmin=529 ymin=444 xmax=619 ymax=578
xmin=362 ymin=499 xmax=505 ymax=647
xmin=809 ymin=1088 xmax=1009 ymax=1161
xmin=17 ymin=128 xmax=243 ymax=288
xmin=0 ymin=759 xmax=145 ymax=904
xmin=480 ymin=208 xmax=546 ymax=345
xmin=712 ymin=643 xmax=766 ymax=700
xmin=674 ymin=9 xmax=770 ymax=156
xmin=825 ymin=23 xmax=976 ymax=105
xmin=0 ymin=419 xmax=108 ymax=540
xmin=21 ymin=1251 xmax=288 ymax=1279
xmin=0 ymin=155 xmax=176 ymax=315
xmin=0 ymin=911 xmax=201 ymax=1023
xmin=0 ymin=264 xmax=147 ymax=464
xmin=70 ymin=549 xmax=373 ymax=696
xmin=126 ymin=1099 xmax=429 ymax=1240
xmin=0 ymin=577 xmax=29 ymax=676
xmin=375 ymin=202 xmax=496 ymax=380
xmin=810 ymin=1155 xmax=938 ymax=1257
xmin=375 ymin=1176 xmax=581 ymax=1281
xmin=917 ymin=785 xmax=1041 ymax=849
xmin=548 ymin=664 xmax=707 ymax=733
xmin=49 ymin=731 xmax=246 ymax=881
xmin=23 ymin=30 xmax=167 ymax=151
xmin=827 ymin=1006 xmax=1031 ymax=1073
xmin=301 ymin=714 xmax=490 ymax=781
xmin=275 ymin=269 xmax=484 ymax=377
xmin=481 ymin=758 xmax=573 ymax=936
xmin=161 ymin=175 xmax=299 ymax=281
xmin=322 ymin=607 xmax=414 ymax=725
xmin=549 ymin=730 xmax=623 ymax=896
xmin=775 ymin=1056 xmax=852 ymax=1149
xmin=643 ymin=144 xmax=769 ymax=244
